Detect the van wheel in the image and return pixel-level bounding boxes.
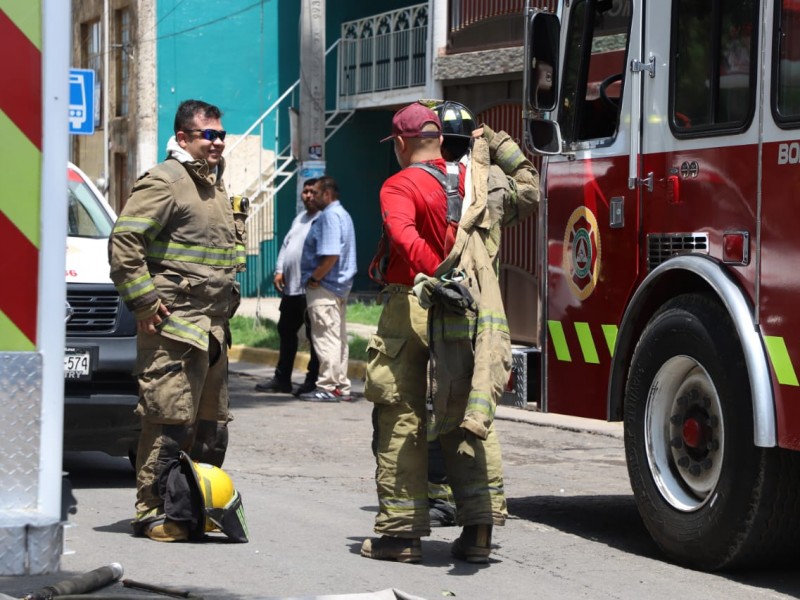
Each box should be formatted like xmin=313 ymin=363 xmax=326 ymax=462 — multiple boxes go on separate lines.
xmin=128 ymin=450 xmax=137 ymax=471
xmin=624 ymin=293 xmax=800 ymax=570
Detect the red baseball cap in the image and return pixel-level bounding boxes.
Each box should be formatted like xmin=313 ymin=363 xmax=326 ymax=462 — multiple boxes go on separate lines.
xmin=380 ymin=103 xmax=442 ymax=143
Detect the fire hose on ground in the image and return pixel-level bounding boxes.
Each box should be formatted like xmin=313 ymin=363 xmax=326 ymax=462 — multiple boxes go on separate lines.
xmin=18 ymin=563 xmax=203 ymax=600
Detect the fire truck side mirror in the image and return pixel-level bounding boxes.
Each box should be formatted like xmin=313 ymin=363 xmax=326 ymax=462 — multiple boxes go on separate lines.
xmin=526 ymin=118 xmax=562 ymax=156
xmin=529 ymin=11 xmax=560 ymax=112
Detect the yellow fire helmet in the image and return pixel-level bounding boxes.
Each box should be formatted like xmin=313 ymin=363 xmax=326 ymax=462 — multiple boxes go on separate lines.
xmin=181 ymin=452 xmax=249 ymax=543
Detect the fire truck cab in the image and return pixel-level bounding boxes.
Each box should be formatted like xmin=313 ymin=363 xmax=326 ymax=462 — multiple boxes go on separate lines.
xmin=523 ymin=0 xmax=800 ymax=570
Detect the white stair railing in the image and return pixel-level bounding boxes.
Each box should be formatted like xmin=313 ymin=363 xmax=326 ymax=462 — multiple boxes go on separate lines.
xmin=224 ymin=41 xmax=353 ymax=260
xmin=338 ymin=3 xmax=429 ymax=108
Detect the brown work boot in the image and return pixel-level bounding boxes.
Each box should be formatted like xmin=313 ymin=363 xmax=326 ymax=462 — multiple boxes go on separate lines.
xmin=361 ymin=535 xmax=422 ymax=563
xmin=144 ymin=518 xmax=189 ymax=542
xmin=451 ymin=524 xmax=492 ymax=563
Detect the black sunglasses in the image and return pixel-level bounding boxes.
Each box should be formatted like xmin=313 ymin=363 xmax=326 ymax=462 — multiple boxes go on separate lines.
xmin=185 ymin=128 xmax=227 ymax=142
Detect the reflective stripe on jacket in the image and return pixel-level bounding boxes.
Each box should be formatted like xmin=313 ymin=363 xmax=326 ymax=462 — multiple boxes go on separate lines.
xmin=109 ymin=157 xmax=241 ymax=350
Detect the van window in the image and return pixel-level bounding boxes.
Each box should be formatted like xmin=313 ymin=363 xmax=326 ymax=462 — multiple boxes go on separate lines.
xmin=558 ymin=0 xmax=630 ymax=145
xmin=671 ymin=0 xmax=758 ymax=135
xmin=774 ymin=1 xmax=800 ymax=125
xmin=67 ymin=172 xmax=113 ymax=239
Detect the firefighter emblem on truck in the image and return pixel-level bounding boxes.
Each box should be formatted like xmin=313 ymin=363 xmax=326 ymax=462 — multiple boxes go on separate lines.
xmin=563 ymin=207 xmax=601 ymax=301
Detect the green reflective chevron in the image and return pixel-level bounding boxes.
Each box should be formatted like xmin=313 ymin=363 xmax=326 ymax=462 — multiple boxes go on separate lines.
xmin=548 ymin=320 xmax=571 ymax=362
xmin=764 ymin=335 xmax=799 ymax=387
xmin=601 ymin=324 xmax=618 ymax=357
xmin=574 ymin=322 xmax=599 ymax=364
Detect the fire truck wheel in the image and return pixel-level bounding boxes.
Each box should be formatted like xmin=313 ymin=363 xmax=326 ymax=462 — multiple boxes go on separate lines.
xmin=624 ymin=293 xmax=800 ymax=570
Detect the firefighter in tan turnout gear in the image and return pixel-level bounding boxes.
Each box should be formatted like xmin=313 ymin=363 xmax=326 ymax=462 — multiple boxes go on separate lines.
xmin=109 ymin=99 xmax=247 ymax=542
xmin=361 ymin=101 xmax=538 ymax=564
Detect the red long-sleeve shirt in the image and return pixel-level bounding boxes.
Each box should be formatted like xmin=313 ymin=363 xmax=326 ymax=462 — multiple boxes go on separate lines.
xmin=378 ymin=159 xmax=465 ymax=286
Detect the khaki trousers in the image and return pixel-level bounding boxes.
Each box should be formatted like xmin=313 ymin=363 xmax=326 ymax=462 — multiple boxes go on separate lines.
xmin=306 ymin=285 xmax=350 ymax=394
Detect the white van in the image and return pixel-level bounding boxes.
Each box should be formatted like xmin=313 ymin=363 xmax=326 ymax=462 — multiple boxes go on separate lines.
xmin=65 ymin=162 xmax=139 ymax=459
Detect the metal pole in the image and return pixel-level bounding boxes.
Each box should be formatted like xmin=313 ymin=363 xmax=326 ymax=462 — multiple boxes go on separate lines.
xmin=299 ymin=0 xmax=326 ymax=163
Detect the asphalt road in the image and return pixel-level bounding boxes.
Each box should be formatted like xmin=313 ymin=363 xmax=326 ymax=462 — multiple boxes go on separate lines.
xmin=2 ymin=364 xmax=800 ymax=600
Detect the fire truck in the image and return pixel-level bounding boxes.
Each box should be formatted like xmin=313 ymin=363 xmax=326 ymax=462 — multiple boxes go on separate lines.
xmin=517 ymin=0 xmax=800 ymax=570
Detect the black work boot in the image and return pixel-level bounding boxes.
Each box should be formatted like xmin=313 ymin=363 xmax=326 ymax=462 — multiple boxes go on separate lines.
xmin=451 ymin=524 xmax=492 ymax=563
xmin=361 ymin=535 xmax=422 ymax=563
xmin=429 ymin=499 xmax=457 ymax=527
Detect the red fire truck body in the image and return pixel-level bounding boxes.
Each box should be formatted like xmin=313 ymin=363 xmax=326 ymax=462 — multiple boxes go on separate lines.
xmin=522 ymin=0 xmax=800 ymax=570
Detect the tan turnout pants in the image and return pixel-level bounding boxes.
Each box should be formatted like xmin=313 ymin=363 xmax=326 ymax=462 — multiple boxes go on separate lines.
xmin=365 ymin=286 xmax=507 ymax=537
xmin=134 ymin=325 xmax=229 ymax=515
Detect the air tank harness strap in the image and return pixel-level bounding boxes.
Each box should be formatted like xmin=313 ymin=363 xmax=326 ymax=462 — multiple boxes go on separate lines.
xmin=409 ymin=161 xmax=462 ymax=225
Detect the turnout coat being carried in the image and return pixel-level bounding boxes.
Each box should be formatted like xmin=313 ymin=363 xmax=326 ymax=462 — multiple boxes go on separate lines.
xmin=414 ymin=125 xmax=539 ymax=445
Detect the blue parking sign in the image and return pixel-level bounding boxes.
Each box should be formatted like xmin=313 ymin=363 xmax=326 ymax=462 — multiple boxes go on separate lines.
xmin=69 ymin=69 xmax=95 ymax=135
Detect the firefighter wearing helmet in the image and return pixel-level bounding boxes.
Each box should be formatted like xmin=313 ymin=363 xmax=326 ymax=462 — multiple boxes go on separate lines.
xmin=422 ymin=100 xmax=480 ymax=530
xmin=432 ymin=100 xmax=478 ymax=162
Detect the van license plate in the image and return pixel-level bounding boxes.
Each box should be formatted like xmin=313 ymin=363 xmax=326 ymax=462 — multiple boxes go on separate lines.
xmin=64 ymin=348 xmax=91 ymax=380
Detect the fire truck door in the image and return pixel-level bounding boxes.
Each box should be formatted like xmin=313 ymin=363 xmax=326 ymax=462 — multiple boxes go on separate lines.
xmin=544 ymin=0 xmax=637 ymax=419
xmin=640 ymin=1 xmax=760 ymax=259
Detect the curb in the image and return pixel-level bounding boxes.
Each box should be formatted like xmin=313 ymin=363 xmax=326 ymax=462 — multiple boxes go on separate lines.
xmin=229 ymin=345 xmax=367 ymax=381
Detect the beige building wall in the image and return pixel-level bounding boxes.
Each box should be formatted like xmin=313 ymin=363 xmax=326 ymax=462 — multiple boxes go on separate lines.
xmin=71 ymin=0 xmax=156 ymax=214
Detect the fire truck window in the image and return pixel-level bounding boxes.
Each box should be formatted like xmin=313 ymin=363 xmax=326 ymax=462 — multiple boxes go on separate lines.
xmin=558 ymin=1 xmax=587 ymax=142
xmin=558 ymin=0 xmax=630 ymax=145
xmin=672 ymin=0 xmax=757 ymax=134
xmin=776 ymin=1 xmax=800 ymax=122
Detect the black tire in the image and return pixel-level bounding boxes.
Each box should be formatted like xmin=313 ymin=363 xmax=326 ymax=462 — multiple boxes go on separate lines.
xmin=624 ymin=293 xmax=800 ymax=571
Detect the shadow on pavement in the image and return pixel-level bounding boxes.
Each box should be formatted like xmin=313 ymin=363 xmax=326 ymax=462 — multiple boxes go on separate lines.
xmin=508 ymin=493 xmax=658 ymax=557
xmin=509 ymin=493 xmax=800 ymax=596
xmin=345 ymin=537 xmax=497 ymax=573
xmin=63 ymin=451 xmax=135 ymax=489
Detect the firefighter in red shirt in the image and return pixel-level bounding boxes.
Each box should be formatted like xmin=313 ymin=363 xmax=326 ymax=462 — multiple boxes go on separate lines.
xmin=361 ymin=102 xmax=505 ymax=564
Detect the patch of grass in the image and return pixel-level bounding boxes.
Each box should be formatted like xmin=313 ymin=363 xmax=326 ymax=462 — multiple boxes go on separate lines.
xmin=347 ymin=334 xmax=369 ymax=362
xmin=347 ymin=299 xmax=382 ymax=326
xmin=229 ymin=315 xmax=280 ymax=349
xmin=229 ymin=315 xmax=369 ymax=361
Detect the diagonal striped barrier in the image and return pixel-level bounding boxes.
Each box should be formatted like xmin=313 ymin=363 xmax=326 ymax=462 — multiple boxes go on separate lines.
xmin=0 ymin=4 xmax=42 ymax=351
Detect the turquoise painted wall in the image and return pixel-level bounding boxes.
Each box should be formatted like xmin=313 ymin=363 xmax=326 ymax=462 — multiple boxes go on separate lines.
xmin=155 ymin=0 xmax=412 ymax=295
xmin=270 ymin=0 xmax=411 ymax=295
xmin=325 ymin=111 xmax=398 ymax=295
xmin=156 ymin=0 xmax=280 ymax=152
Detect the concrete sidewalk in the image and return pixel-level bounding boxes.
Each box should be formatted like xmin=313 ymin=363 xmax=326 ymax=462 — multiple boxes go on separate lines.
xmin=230 ymin=297 xmax=623 ymax=439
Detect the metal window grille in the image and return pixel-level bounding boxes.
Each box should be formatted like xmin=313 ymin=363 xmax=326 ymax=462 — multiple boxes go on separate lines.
xmin=340 ymin=4 xmax=428 ymax=98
